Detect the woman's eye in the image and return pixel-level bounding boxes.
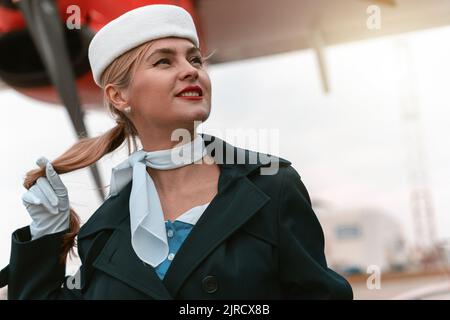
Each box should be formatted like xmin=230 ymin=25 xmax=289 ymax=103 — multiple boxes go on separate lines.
xmin=154 ymin=58 xmax=170 ymax=66
xmin=153 ymin=57 xmax=203 ymax=67
xmin=191 ymin=57 xmax=204 ymax=66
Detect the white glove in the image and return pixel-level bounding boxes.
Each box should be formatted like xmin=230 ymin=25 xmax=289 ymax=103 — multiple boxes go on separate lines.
xmin=21 ymin=157 xmax=70 ymax=240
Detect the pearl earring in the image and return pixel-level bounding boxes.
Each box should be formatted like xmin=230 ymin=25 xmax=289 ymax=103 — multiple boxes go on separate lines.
xmin=124 ymin=106 xmax=131 ymax=114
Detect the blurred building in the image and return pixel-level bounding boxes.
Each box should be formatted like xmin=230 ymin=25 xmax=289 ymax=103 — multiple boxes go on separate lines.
xmin=315 ymin=204 xmax=410 ymax=274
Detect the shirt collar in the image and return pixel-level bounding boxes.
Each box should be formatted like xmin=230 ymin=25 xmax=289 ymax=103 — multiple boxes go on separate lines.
xmin=169 ymin=202 xmax=211 ymax=225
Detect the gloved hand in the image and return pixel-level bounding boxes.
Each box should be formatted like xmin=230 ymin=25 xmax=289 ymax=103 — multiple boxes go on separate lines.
xmin=21 ymin=157 xmax=70 ymax=240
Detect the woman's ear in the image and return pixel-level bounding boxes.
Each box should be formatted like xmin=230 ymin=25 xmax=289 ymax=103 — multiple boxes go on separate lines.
xmin=105 ymin=84 xmax=129 ymax=112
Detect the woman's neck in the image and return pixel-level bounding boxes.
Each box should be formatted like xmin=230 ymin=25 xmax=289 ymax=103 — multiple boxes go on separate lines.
xmin=146 ymin=154 xmax=218 ymax=195
xmin=140 ymin=128 xmax=197 ymax=152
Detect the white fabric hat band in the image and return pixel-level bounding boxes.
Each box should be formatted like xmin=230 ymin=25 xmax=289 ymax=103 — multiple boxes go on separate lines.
xmin=88 ymin=5 xmax=200 ymax=87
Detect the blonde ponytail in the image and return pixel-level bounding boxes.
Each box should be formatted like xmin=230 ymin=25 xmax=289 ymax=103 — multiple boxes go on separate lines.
xmin=21 ymin=40 xmax=166 ymax=264
xmin=23 ymin=123 xmax=131 ymax=263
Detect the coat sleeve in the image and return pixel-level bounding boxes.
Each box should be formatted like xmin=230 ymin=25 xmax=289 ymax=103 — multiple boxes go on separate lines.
xmin=4 ymin=226 xmax=82 ymax=300
xmin=277 ymin=165 xmax=353 ymax=299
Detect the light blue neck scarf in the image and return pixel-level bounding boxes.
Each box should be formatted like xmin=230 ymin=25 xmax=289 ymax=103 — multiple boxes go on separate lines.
xmin=108 ymin=134 xmax=207 ymax=266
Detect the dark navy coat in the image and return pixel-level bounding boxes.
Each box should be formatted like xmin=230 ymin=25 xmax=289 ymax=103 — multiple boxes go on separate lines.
xmin=0 ymin=134 xmax=353 ymax=299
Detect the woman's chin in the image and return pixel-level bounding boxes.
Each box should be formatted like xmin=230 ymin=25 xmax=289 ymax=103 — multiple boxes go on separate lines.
xmin=179 ymin=105 xmax=210 ymax=121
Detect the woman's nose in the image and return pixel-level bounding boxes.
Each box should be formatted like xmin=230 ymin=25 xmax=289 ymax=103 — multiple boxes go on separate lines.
xmin=179 ymin=61 xmax=199 ymax=80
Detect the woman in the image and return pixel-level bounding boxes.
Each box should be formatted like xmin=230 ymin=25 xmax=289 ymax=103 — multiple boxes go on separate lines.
xmin=0 ymin=4 xmax=352 ymax=299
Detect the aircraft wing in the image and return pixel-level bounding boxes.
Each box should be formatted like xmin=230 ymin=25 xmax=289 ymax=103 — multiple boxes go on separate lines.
xmin=197 ymin=0 xmax=450 ymax=64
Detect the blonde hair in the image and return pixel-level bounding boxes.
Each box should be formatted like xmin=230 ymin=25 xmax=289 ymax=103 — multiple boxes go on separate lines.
xmin=23 ymin=40 xmax=214 ymax=264
xmin=22 ymin=41 xmax=154 ymax=264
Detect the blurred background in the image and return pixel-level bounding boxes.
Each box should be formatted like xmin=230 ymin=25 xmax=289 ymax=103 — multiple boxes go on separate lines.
xmin=1 ymin=0 xmax=450 ymax=299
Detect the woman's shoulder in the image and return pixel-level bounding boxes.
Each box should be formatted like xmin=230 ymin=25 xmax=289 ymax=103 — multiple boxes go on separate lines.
xmin=235 ymin=146 xmax=296 ymax=180
xmin=239 ymin=149 xmax=311 ymax=205
xmin=203 ymin=133 xmax=292 ymax=174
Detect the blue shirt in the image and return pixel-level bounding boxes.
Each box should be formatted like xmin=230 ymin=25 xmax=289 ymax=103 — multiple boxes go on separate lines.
xmin=154 ymin=202 xmax=210 ymax=280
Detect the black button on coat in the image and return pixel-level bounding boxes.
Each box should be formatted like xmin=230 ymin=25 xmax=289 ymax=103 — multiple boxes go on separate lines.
xmin=0 ymin=134 xmax=353 ymax=299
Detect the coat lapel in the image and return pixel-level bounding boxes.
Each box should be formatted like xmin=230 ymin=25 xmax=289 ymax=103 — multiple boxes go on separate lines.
xmin=162 ymin=174 xmax=270 ymax=296
xmin=92 ymin=219 xmax=173 ymax=299
xmin=78 ymin=181 xmax=173 ymax=299
xmin=77 ymin=134 xmax=291 ymax=299
xmin=162 ymin=134 xmax=290 ymax=296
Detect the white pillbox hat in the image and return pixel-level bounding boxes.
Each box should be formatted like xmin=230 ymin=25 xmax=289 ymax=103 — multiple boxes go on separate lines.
xmin=88 ymin=4 xmax=200 ymax=87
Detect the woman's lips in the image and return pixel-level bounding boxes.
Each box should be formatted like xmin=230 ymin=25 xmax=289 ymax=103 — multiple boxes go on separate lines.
xmin=176 ymin=96 xmax=204 ymax=101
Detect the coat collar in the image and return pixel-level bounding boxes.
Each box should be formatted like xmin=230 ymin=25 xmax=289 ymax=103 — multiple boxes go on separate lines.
xmin=78 ymin=134 xmax=290 ymax=240
xmin=77 ymin=134 xmax=291 ymax=299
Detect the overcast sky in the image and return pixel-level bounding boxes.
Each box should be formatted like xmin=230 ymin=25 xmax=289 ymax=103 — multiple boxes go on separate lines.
xmin=1 ymin=25 xmax=450 ymax=269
